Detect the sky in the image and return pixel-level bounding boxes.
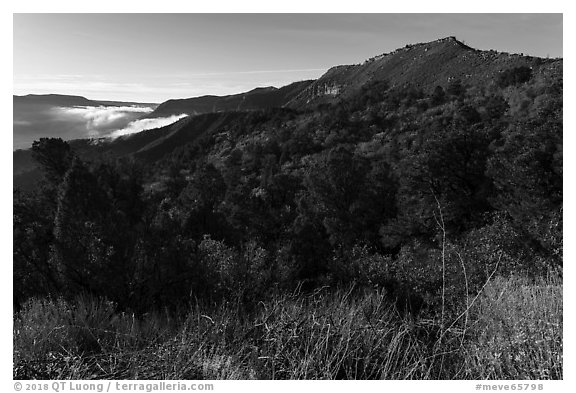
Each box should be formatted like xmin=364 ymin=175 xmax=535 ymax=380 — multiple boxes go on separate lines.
xmin=13 ymin=13 xmax=563 ymax=103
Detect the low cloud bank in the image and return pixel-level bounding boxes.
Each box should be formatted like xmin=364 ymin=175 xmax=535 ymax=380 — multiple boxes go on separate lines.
xmin=110 ymin=114 xmax=188 ymax=138
xmin=58 ymin=106 xmax=153 ymax=134
xmin=14 ymin=103 xmax=157 ymax=149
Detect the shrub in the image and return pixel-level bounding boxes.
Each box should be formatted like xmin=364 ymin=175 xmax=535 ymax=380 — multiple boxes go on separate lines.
xmin=348 ymin=244 xmax=393 ymax=288
xmin=498 ymin=66 xmax=533 ymax=88
xmin=14 ymin=295 xmax=173 ymax=379
xmin=197 ymin=236 xmax=273 ymax=301
xmin=391 ymin=240 xmax=465 ymax=316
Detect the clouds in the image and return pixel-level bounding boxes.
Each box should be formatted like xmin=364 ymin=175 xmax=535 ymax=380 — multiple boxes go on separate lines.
xmin=57 ymin=106 xmax=185 ymax=139
xmin=56 ymin=105 xmax=154 ymax=137
xmin=110 ymin=114 xmax=188 ymax=138
xmin=58 ymin=105 xmax=152 ymax=127
xmin=14 ymin=101 xmax=158 ymax=149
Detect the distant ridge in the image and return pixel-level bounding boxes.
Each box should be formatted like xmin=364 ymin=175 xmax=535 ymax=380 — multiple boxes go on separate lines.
xmin=14 ymin=36 xmax=563 ymax=187
xmin=286 ymin=36 xmax=562 ymax=108
xmin=147 ymin=80 xmax=313 ymax=118
xmin=96 ymin=36 xmax=561 ymax=163
xmin=14 ymin=94 xmax=158 ymax=108
xmin=14 ymin=94 xmax=96 ymax=107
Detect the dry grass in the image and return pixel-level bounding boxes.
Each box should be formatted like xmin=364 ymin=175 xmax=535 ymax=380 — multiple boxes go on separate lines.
xmin=461 ymin=273 xmax=562 ymax=379
xmin=14 ymin=272 xmax=562 ymax=380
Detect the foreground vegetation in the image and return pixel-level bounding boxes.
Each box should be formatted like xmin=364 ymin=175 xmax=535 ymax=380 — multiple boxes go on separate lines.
xmin=14 ymin=61 xmax=562 ymax=379
xmin=14 ymin=273 xmax=561 ymax=380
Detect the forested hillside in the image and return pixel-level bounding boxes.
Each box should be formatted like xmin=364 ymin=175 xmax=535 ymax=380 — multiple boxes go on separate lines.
xmin=148 ymin=80 xmax=313 ymax=118
xmin=13 ymin=38 xmax=562 ymax=379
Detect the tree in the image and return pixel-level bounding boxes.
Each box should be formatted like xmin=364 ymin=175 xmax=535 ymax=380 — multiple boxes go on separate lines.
xmin=457 ymin=104 xmax=482 ymax=124
xmin=447 ymin=79 xmax=465 ymax=97
xmin=178 ymin=162 xmax=227 ymax=238
xmin=483 ymin=94 xmax=509 ymax=121
xmin=383 ymin=123 xmax=496 ymax=247
xmin=31 ymin=138 xmax=73 ymax=185
xmin=430 ymin=86 xmax=447 ymax=106
xmin=498 ymin=66 xmax=532 ymax=88
xmin=302 ymin=145 xmax=370 ymax=247
xmin=13 ymin=189 xmax=59 ymax=305
xmin=50 ymin=157 xmax=127 ymax=300
xmin=487 ymin=119 xmax=562 ymax=260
